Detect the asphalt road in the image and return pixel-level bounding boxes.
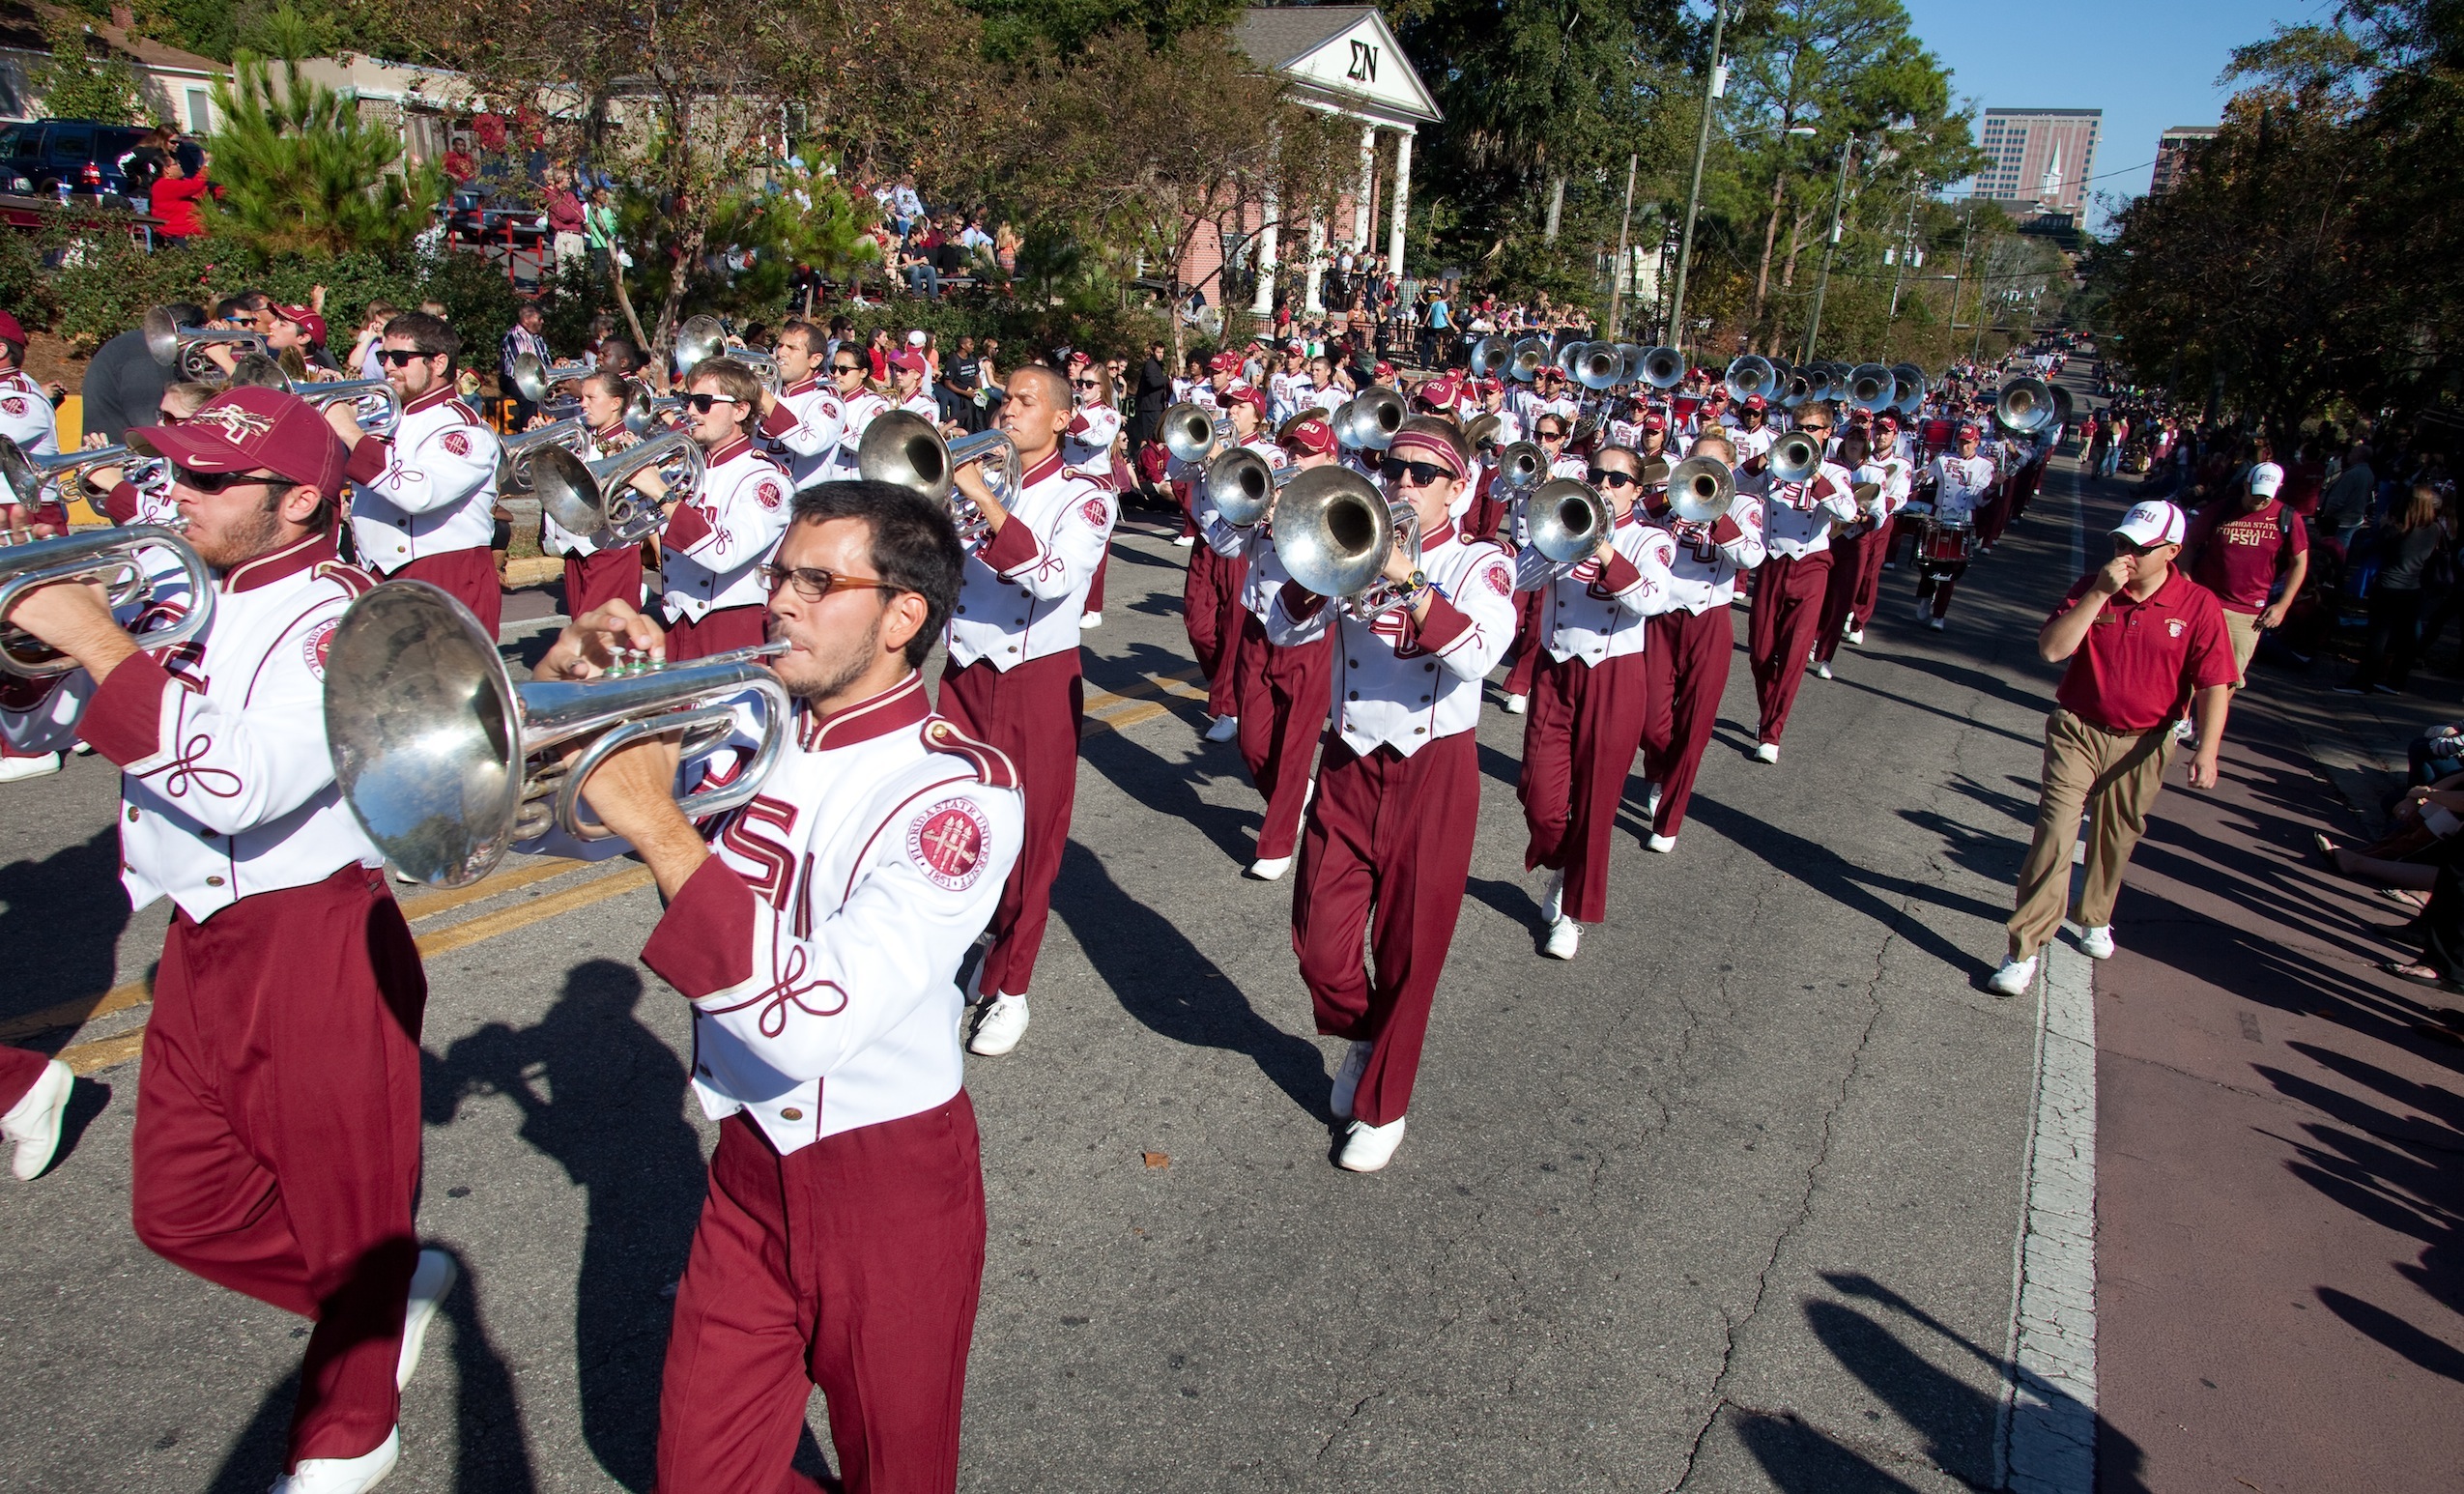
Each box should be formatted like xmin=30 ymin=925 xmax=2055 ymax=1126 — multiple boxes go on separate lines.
xmin=0 ymin=438 xmax=2104 ymax=1492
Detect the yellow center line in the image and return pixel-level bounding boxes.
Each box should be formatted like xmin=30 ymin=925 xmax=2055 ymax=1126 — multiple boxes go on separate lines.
xmin=1081 ymin=667 xmax=1205 ymax=715
xmin=397 ymin=858 xmax=590 ymax=923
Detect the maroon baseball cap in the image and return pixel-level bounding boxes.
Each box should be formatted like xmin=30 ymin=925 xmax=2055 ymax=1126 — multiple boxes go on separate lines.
xmin=1222 ymin=380 xmax=1267 ymax=417
xmin=1741 ymin=395 xmax=1768 ymax=413
xmin=1640 ymin=411 xmax=1668 ymax=432
xmin=1280 ymin=414 xmax=1335 ymax=458
xmin=273 ymin=302 xmax=327 ymax=346
xmin=887 ymin=349 xmax=925 ymax=374
xmin=0 ymin=311 xmax=26 ymax=346
xmin=130 ymin=387 xmax=350 ymax=499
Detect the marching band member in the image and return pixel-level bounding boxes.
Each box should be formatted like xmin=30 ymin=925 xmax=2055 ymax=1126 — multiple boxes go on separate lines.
xmin=631 ymin=358 xmax=794 ymax=661
xmin=1066 ymin=362 xmax=1123 ymax=628
xmin=754 ymin=319 xmax=849 ymax=493
xmin=1184 ymin=383 xmax=1270 ymax=742
xmin=941 ymin=365 xmax=1116 ymax=1058
xmin=1915 ymin=421 xmax=1999 ymax=631
xmin=329 ymin=311 xmax=505 ymax=637
xmin=1638 ymin=430 xmax=1766 ymax=851
xmin=1725 ymin=396 xmax=1775 ymax=487
xmin=541 ymin=480 xmax=1021 ymax=1494
xmin=0 ymin=1047 xmax=71 ymax=1180
xmin=1498 ymin=414 xmax=1587 ymax=714
xmin=1267 ymin=342 xmax=1314 ymax=424
xmin=0 ymin=308 xmax=60 ymax=531
xmin=826 ymin=344 xmax=892 ymax=477
xmin=1217 ymin=414 xmax=1327 ymax=880
xmin=889 ymin=349 xmax=939 ymax=420
xmin=542 ymin=369 xmax=647 ymax=617
xmin=1268 ymin=417 xmax=1515 ymax=1172
xmin=1811 ymin=423 xmax=1906 ymax=675
xmin=1746 ymin=405 xmax=1859 ymax=760
xmin=1 ymin=387 xmax=451 ymax=1491
xmin=1516 ymin=445 xmax=1677 ymax=960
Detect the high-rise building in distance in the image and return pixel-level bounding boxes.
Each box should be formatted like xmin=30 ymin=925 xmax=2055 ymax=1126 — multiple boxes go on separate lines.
xmin=1970 ymin=108 xmax=2101 ymax=216
xmin=2150 ymin=127 xmax=2220 ymax=196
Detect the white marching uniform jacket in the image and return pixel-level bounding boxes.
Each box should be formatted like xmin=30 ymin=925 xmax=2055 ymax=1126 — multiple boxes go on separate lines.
xmin=758 ymin=377 xmax=849 ymax=491
xmin=1652 ymin=495 xmax=1767 ymax=613
xmin=634 ymin=675 xmax=1024 ymax=1152
xmin=0 ymin=368 xmax=58 ymax=506
xmin=1266 ymin=517 xmax=1516 ymax=758
xmin=1727 ymin=425 xmax=1777 ymax=496
xmin=827 ymin=388 xmax=891 ymax=474
xmin=661 ymin=436 xmax=792 ymax=623
xmin=945 ymin=449 xmax=1117 ymax=672
xmin=1926 ymin=452 xmax=1999 ymax=526
xmin=347 ymin=387 xmax=501 ymax=570
xmin=1525 ymin=507 xmax=1679 ymax=665
xmin=541 ymin=419 xmax=634 ymax=559
xmin=1063 ymin=402 xmax=1120 ymax=474
xmin=896 ymin=391 xmax=939 ymax=422
xmin=1761 ymin=462 xmax=1863 ymax=560
xmin=0 ymin=532 xmax=381 ymax=921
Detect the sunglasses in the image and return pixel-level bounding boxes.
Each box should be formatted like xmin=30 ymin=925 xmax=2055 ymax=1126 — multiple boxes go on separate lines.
xmin=685 ymin=393 xmax=742 ymax=413
xmin=1071 ymin=379 xmax=1103 ymax=390
xmin=1585 ymin=469 xmax=1639 ymax=489
xmin=175 ymin=465 xmax=280 ymax=495
xmin=760 ymin=563 xmax=898 ymax=601
xmin=1380 ymin=456 xmax=1454 ymax=487
xmin=374 ymin=348 xmax=429 ymax=367
xmin=831 ymin=361 xmax=867 ymax=374
xmin=1537 ymin=431 xmax=1565 ymax=442
xmin=2111 ymin=535 xmax=2166 ymax=557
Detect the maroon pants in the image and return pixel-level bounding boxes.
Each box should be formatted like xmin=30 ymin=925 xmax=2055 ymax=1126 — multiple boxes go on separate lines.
xmin=1087 ymin=550 xmax=1109 ymax=615
xmin=0 ymin=1042 xmax=48 ymax=1108
xmin=657 ymin=1100 xmax=987 ymax=1494
xmin=1183 ymin=545 xmax=1248 ymax=718
xmin=1851 ymin=516 xmax=1897 ymax=631
xmin=562 ymin=547 xmax=643 ymax=618
xmin=1976 ymin=480 xmax=2015 ymax=547
xmin=131 ymin=863 xmax=428 ymax=1469
xmin=387 ymin=546 xmax=501 ymax=642
xmin=1642 ymin=606 xmax=1733 ymax=840
xmin=1519 ymin=650 xmax=1651 ymax=925
xmin=1502 ymin=586 xmax=1546 ymax=697
xmin=1927 ymin=565 xmax=1966 ymax=619
xmin=1234 ymin=615 xmax=1331 ymax=862
xmin=1748 ymin=552 xmax=1833 ymax=745
xmin=1292 ymin=732 xmax=1479 ymax=1129
xmin=666 ymin=603 xmax=770 ymax=663
xmin=937 ymin=651 xmax=1081 ymax=998
xmin=1814 ymin=532 xmax=1876 ymax=666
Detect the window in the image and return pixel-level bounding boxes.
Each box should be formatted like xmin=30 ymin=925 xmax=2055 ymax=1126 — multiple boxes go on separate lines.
xmin=186 ymin=89 xmax=211 ymax=132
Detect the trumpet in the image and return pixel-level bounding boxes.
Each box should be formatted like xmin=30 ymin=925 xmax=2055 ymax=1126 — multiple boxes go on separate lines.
xmin=1274 ymin=465 xmax=1420 ymax=620
xmin=497 ymin=417 xmax=592 ymax=493
xmin=291 ymin=376 xmax=402 ymax=438
xmin=143 ymin=305 xmax=267 ymax=379
xmin=1640 ymin=346 xmax=1687 ymax=389
xmin=322 ymin=581 xmax=792 ymax=888
xmin=857 ymin=410 xmax=1019 ymax=546
xmin=506 ymin=353 xmax=592 ymax=407
xmin=1666 ymin=454 xmax=1736 ymax=525
xmin=1201 ymin=446 xmax=1298 ymax=530
xmin=0 ymin=523 xmax=215 ymax=676
xmin=1725 ymin=354 xmax=1778 ymax=403
xmin=1513 ymin=477 xmax=1614 ymax=589
xmin=1161 ymin=400 xmax=1231 ymax=464
xmin=1769 ymin=430 xmax=1825 ymax=485
xmin=626 ymin=386 xmax=687 ymax=437
xmin=530 ymin=429 xmax=703 ymax=546
xmin=0 ymin=437 xmax=162 ymax=506
xmin=1332 ymin=387 xmax=1405 ymax=452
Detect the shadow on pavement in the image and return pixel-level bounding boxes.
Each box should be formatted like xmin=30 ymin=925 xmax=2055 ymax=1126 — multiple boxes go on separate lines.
xmin=0 ymin=825 xmax=134 ymax=1024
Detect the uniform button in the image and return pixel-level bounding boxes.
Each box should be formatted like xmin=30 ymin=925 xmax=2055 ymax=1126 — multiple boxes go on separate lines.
xmin=1423 ymin=662 xmax=1436 ymax=672
xmin=1013 ymin=618 xmax=1025 ymax=625
xmin=1413 ymin=727 xmax=1426 ymax=734
xmin=956 ymin=605 xmax=967 ymax=615
xmin=205 ymin=875 xmax=225 ymax=886
xmin=126 ymin=806 xmax=139 ymax=822
xmin=780 ymin=1107 xmax=803 ymax=1122
xmin=1348 ymin=690 xmax=1360 ymax=701
xmin=1348 ymin=659 xmax=1359 ymax=667
xmin=1419 ymin=695 xmax=1431 ymax=703
xmin=1007 ymin=646 xmax=1019 ymax=654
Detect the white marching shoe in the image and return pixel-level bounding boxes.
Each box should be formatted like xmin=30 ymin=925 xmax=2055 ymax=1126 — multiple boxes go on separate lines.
xmin=397 ymin=1248 xmax=458 ymax=1389
xmin=1503 ymin=693 xmax=1529 ymax=715
xmin=1246 ymin=854 xmax=1292 ymax=881
xmin=969 ymin=994 xmax=1030 ymax=1056
xmin=1338 ymin=1116 xmax=1407 ymax=1172
xmin=1812 ymin=659 xmax=1833 ymax=680
xmin=1647 ymin=832 xmax=1677 ymax=853
xmin=2077 ymin=924 xmax=2116 ymax=960
xmin=1328 ymin=1039 xmax=1372 ymax=1121
xmin=1543 ymin=916 xmax=1581 ymax=960
xmin=1171 ymin=532 xmax=1196 ymax=547
xmin=1752 ymin=741 xmax=1780 ymax=764
xmin=1540 ymin=869 xmax=1565 ymax=926
xmin=3 ymin=1057 xmax=72 ymax=1180
xmin=1078 ymin=610 xmax=1102 ymax=629
xmin=0 ymin=752 xmax=60 ymax=782
xmin=270 ymin=1429 xmax=400 ymax=1493
xmin=1927 ymin=616 xmax=1946 ymax=632
xmin=1845 ymin=626 xmax=1865 ymax=646
xmin=1642 ymin=780 xmax=1663 ymax=819
xmin=1203 ymin=714 xmax=1241 ymax=743
xmin=1988 ymin=955 xmax=2040 ymax=996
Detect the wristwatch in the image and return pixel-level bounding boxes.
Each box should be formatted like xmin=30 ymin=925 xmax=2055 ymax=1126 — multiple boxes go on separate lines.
xmin=1404 ymin=569 xmax=1429 ymax=596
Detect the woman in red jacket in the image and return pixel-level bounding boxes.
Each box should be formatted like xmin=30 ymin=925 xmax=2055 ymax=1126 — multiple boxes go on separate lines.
xmin=149 ymin=148 xmax=211 ymax=243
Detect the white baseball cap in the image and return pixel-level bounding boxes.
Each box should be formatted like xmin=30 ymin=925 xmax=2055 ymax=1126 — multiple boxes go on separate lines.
xmin=2112 ymin=500 xmax=2187 ymax=548
xmin=906 ymin=329 xmax=928 ymax=347
xmin=2248 ymin=461 xmax=2284 ymax=498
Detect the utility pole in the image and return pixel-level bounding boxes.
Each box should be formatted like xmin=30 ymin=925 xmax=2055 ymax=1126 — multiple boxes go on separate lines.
xmin=1946 ymin=195 xmax=1976 ymax=359
xmin=1798 ymin=133 xmax=1857 ymax=365
xmin=1665 ymin=0 xmax=1734 ymax=361
xmin=1607 ymin=152 xmax=1639 ymax=339
xmin=1886 ymin=180 xmax=1920 ymax=322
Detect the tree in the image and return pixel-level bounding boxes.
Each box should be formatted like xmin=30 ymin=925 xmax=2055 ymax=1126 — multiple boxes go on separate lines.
xmin=201 ymin=53 xmax=444 ymax=257
xmin=30 ymin=14 xmax=146 ymax=124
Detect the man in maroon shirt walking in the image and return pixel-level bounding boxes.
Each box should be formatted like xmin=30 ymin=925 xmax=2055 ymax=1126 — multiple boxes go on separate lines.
xmin=1991 ymin=500 xmax=2240 ymax=994
xmin=2181 ymin=460 xmax=2309 ymax=687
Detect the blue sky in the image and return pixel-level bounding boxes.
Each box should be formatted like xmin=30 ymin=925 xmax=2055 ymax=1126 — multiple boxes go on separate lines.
xmin=1896 ymin=0 xmax=2336 ymax=230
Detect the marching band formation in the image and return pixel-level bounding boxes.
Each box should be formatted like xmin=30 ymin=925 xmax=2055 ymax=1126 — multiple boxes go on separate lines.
xmin=0 ymin=305 xmax=2073 ymax=1492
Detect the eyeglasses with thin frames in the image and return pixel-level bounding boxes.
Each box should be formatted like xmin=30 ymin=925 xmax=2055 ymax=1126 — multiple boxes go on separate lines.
xmin=760 ymin=563 xmax=901 ymax=601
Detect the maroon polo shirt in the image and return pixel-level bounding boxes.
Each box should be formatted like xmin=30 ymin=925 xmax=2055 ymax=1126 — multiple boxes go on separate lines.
xmin=2049 ymin=567 xmax=2238 ymax=733
xmin=2184 ymin=499 xmax=2308 ymax=615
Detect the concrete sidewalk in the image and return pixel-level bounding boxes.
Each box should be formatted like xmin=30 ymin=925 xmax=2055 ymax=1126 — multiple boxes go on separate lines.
xmin=2069 ymin=471 xmax=2464 ymax=1491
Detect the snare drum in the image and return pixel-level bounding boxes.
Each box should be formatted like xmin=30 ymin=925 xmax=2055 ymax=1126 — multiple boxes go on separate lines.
xmin=1920 ymin=518 xmax=1977 ymax=566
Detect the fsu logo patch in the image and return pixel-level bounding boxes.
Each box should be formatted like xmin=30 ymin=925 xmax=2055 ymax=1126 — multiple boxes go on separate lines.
xmin=2168 ymin=618 xmax=2186 ymax=638
xmin=301 ymin=618 xmax=336 ymax=679
xmin=0 ymin=396 xmax=25 ymax=418
xmin=1079 ymin=496 xmax=1108 ymax=528
xmin=757 ymin=480 xmax=784 ymax=510
xmin=1483 ymin=561 xmax=1511 ymax=596
xmin=907 ymin=798 xmax=990 ymax=891
xmin=441 ymin=430 xmax=471 ymax=458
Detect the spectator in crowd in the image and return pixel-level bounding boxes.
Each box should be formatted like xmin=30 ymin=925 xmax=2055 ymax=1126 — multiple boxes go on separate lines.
xmin=2181 ymin=461 xmax=2308 ymax=690
xmin=349 ymin=302 xmax=403 ymax=382
xmin=79 ymin=299 xmax=194 ymax=443
xmin=890 ymin=172 xmax=924 ymax=235
xmin=501 ymin=302 xmax=554 ymax=427
xmin=149 ymin=146 xmax=212 ymax=244
xmin=995 ymin=221 xmax=1021 ymax=280
xmin=545 ymin=167 xmax=587 ymax=274
xmin=585 ymin=187 xmax=620 ymax=277
xmin=2339 ymin=481 xmax=2451 ymax=696
xmin=2318 ymin=440 xmax=2377 ymax=543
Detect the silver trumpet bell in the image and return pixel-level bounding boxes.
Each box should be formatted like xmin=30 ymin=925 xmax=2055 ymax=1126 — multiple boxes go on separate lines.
xmin=322 ymin=581 xmax=791 ymax=888
xmin=143 ymin=304 xmax=267 ymax=379
xmin=625 ymin=385 xmax=686 ymax=437
xmin=1514 ymin=477 xmax=1613 ymax=589
xmin=1333 ymin=387 xmax=1405 ymax=451
xmin=292 ymin=376 xmax=402 ymax=438
xmin=673 ymin=315 xmax=731 ymax=375
xmin=506 ymin=352 xmax=592 ymax=407
xmin=1725 ymin=355 xmax=1777 ymax=402
xmin=1494 ymin=440 xmax=1546 ymax=491
xmin=0 ymin=523 xmax=215 ymax=676
xmin=1666 ymin=454 xmax=1736 ymax=525
xmin=1995 ymin=376 xmax=2056 ymax=434
xmin=1468 ymin=336 xmax=1514 ymax=379
xmin=0 ymin=437 xmax=161 ymax=505
xmin=530 ymin=429 xmax=702 ymax=546
xmin=1770 ymin=429 xmax=1825 ymax=485
xmin=857 ymin=410 xmax=1020 ymax=546
xmin=1890 ymin=363 xmax=1928 ymax=416
xmin=1846 ymin=363 xmax=1897 ymax=413
xmin=1641 ymin=346 xmax=1687 ymax=389
xmin=1160 ymin=401 xmax=1228 ymax=464
xmin=497 ymin=417 xmax=591 ymax=493
xmin=1576 ymin=344 xmax=1624 ymax=391
xmin=1274 ymin=465 xmax=1397 ymax=605
xmin=1507 ymin=336 xmax=1551 ymax=382
xmin=1201 ymin=446 xmax=1281 ymax=529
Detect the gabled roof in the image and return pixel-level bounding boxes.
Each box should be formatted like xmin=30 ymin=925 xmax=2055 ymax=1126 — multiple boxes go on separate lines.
xmin=1234 ymin=5 xmax=1373 ymax=70
xmin=1236 ymin=6 xmax=1441 ymax=128
xmin=0 ymin=1 xmax=225 ymax=76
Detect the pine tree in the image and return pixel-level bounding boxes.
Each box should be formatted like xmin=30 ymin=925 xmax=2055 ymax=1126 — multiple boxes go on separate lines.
xmin=199 ymin=52 xmax=444 ymax=258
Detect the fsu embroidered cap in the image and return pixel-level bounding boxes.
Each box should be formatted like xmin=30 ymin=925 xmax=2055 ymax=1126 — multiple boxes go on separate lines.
xmin=130 ymin=386 xmax=350 ymax=499
xmin=2112 ymin=499 xmax=2188 ymax=548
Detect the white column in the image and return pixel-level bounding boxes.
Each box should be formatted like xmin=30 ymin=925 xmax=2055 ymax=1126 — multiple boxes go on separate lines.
xmin=1353 ymin=125 xmax=1376 ymax=248
xmin=1388 ymin=129 xmax=1412 ymax=273
xmin=1304 ymin=215 xmax=1326 ymax=316
xmin=1252 ymin=186 xmax=1279 ymax=316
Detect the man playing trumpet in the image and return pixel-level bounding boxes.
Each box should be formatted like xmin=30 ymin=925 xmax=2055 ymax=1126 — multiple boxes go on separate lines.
xmin=629 ymin=357 xmax=796 ymax=661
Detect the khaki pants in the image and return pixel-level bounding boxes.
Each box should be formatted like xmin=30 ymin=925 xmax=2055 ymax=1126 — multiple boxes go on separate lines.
xmin=2220 ymin=609 xmax=2260 ymax=686
xmin=2007 ymin=708 xmax=2177 ymax=959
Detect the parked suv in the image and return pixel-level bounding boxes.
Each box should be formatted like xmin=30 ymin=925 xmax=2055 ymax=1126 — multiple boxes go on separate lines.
xmin=0 ymin=120 xmax=157 ymax=198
